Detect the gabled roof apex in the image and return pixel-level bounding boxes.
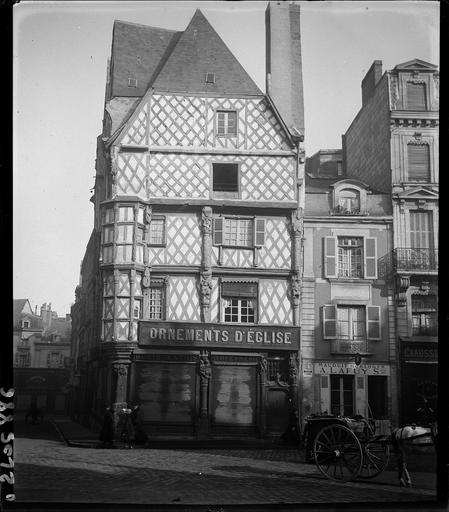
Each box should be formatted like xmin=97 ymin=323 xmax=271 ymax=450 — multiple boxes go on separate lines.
xmin=393 ymin=59 xmax=438 ymax=72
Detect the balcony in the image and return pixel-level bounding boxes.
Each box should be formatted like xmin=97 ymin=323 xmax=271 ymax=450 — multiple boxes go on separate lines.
xmin=412 ymin=326 xmax=438 ymax=337
xmin=393 ymin=248 xmax=438 ymax=272
xmin=330 ymin=205 xmax=368 ymax=216
xmin=330 ymin=339 xmax=370 ymax=355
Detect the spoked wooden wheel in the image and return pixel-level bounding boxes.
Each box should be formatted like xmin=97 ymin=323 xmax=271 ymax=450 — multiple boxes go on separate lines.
xmin=313 ymin=424 xmax=363 ymax=482
xmin=359 ymin=441 xmax=390 ymax=479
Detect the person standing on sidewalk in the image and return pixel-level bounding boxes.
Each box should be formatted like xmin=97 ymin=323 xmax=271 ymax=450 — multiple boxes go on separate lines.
xmin=131 ymin=404 xmax=148 ymax=446
xmin=118 ymin=405 xmax=134 ymax=448
xmin=99 ymin=405 xmax=115 ymax=448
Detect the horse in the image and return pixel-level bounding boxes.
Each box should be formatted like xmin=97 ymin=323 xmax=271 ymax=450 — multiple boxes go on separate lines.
xmin=390 ymin=400 xmax=437 ymax=487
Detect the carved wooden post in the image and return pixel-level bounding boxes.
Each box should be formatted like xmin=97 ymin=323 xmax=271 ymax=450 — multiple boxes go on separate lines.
xmin=112 ymin=361 xmax=130 ymax=428
xmin=142 ymin=265 xmax=151 ymax=320
xmin=201 ymin=207 xmax=213 ymax=322
xmin=198 ymin=352 xmax=211 ymax=437
xmin=111 ymin=147 xmax=119 ymax=198
xmin=258 ymin=357 xmax=268 ymax=437
xmin=290 ymin=209 xmax=303 ymax=326
xmin=129 ymin=270 xmax=135 ymax=341
xmin=113 ymin=269 xmax=120 ymax=341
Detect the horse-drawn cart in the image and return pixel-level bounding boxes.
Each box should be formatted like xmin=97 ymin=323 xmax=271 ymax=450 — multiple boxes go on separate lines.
xmin=303 ymin=414 xmax=390 ymax=482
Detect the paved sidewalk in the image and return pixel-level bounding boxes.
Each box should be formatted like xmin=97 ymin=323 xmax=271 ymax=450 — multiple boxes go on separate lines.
xmin=11 ymin=416 xmax=441 ymax=509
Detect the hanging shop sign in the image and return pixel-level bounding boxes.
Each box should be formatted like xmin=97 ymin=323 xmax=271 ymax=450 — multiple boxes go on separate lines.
xmin=139 ymin=321 xmax=300 ymax=350
xmin=314 ymin=361 xmax=390 ymax=376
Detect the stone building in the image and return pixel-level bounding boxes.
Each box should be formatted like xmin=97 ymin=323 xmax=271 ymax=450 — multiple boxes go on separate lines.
xmin=13 ymin=299 xmax=71 ymax=413
xmin=71 ymin=3 xmax=306 ymax=438
xmin=302 ymin=151 xmax=395 ymax=430
xmin=343 ymin=59 xmax=439 ymax=423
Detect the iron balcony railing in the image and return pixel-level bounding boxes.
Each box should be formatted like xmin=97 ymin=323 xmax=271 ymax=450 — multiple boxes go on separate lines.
xmin=412 ymin=325 xmax=438 ymax=337
xmin=393 ymin=248 xmax=438 ymax=271
xmin=330 ymin=339 xmax=369 ymax=355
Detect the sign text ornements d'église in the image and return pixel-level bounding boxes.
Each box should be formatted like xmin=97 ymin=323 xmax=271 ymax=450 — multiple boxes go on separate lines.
xmin=138 ymin=322 xmax=300 ymax=350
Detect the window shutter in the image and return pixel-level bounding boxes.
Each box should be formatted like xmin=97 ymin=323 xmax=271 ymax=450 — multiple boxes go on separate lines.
xmin=254 ymin=218 xmax=266 ymax=246
xmin=364 ymin=237 xmax=378 ymax=279
xmin=406 ymin=82 xmax=426 ymax=110
xmin=407 ymin=144 xmax=430 ymax=180
xmin=323 ymin=305 xmax=337 ymax=339
xmin=324 ymin=237 xmax=338 ymax=278
xmin=213 ymin=218 xmax=224 ymax=245
xmin=367 ymin=306 xmax=381 ymax=340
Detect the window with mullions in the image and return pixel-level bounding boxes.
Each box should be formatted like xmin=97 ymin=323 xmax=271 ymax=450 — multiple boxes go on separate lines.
xmin=216 ymin=110 xmax=237 ymax=136
xmin=322 ymin=304 xmax=381 ymax=340
xmin=149 ymin=287 xmax=164 ymax=320
xmin=338 ymin=237 xmax=363 ymax=278
xmin=411 ymin=295 xmax=437 ymax=336
xmin=149 ymin=217 xmax=166 ymax=246
xmin=213 ymin=217 xmax=265 ymax=248
xmin=221 ymin=281 xmax=258 ymax=324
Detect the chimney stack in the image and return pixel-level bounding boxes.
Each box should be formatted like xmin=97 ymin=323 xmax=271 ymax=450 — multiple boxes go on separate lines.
xmin=265 ymin=1 xmax=305 ymax=137
xmin=361 ymin=60 xmax=383 ymax=106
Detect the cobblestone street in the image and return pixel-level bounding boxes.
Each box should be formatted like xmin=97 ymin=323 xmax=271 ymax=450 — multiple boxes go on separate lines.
xmin=9 ymin=417 xmax=441 ymax=511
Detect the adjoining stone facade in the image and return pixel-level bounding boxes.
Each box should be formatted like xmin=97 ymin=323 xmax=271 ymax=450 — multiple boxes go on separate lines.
xmin=302 ymin=154 xmax=395 ymax=430
xmin=344 ymin=59 xmax=439 ymax=424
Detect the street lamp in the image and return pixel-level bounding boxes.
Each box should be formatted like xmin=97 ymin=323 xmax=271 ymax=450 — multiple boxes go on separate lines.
xmin=354 ymin=352 xmax=362 ymax=366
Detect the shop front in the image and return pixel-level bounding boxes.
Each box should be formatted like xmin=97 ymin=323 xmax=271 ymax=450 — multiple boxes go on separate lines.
xmin=400 ymin=341 xmax=438 ymax=423
xmin=311 ymin=360 xmax=392 ymax=431
xmin=130 ymin=321 xmax=300 ymax=438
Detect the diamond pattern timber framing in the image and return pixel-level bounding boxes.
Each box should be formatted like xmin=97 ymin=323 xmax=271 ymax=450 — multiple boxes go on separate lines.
xmin=150 ymin=95 xmax=206 ymax=147
xmin=241 ymin=156 xmax=295 ymax=201
xmin=259 ymin=280 xmax=292 ymax=325
xmin=168 ymin=276 xmax=201 ymax=322
xmin=103 ymin=321 xmax=113 ymax=342
xmin=121 ymin=103 xmax=148 ymax=146
xmin=117 ymin=273 xmax=130 ymax=296
xmin=116 ymin=153 xmax=147 ymax=198
xmin=149 ymin=154 xmax=209 ymax=199
xmin=259 ymin=219 xmax=291 ymax=269
xmin=116 ymin=298 xmax=130 ymax=319
xmin=209 ymin=278 xmax=219 ymax=322
xmin=116 ymin=321 xmax=129 ymax=341
xmin=103 ymin=299 xmax=114 ymax=320
xmin=221 ymin=248 xmax=254 ymax=268
xmin=245 ymin=99 xmax=290 ymax=151
xmin=148 ymin=215 xmax=201 ymax=266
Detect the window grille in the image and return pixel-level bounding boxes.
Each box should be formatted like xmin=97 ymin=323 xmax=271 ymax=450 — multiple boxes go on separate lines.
xmin=406 ymin=82 xmax=426 ymax=110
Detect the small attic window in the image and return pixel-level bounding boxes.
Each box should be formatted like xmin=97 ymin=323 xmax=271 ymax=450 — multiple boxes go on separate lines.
xmin=22 ymin=320 xmax=30 ymax=329
xmin=127 ymin=78 xmax=138 ymax=88
xmin=205 ymin=73 xmax=215 ymax=84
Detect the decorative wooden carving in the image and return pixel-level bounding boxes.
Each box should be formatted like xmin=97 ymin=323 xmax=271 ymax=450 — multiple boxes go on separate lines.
xmin=112 ymin=362 xmax=129 ymax=403
xmin=142 ymin=266 xmax=151 ymax=289
xmin=200 ymin=273 xmax=213 ymax=308
xmin=201 ymin=207 xmax=213 ymax=235
xmin=198 ymin=353 xmax=211 ymax=419
xmin=144 ymin=205 xmax=152 ymax=225
xmin=289 ymin=354 xmax=299 ymax=386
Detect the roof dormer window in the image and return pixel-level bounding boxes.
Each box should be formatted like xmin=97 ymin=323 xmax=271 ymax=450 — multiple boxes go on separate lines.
xmin=127 ymin=78 xmax=138 ymax=88
xmin=22 ymin=320 xmax=30 ymax=329
xmin=205 ymin=72 xmax=215 ymax=84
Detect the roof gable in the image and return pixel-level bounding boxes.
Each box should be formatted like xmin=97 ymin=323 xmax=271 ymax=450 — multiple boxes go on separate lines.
xmin=393 ymin=59 xmax=438 ymax=72
xmin=152 ymin=10 xmax=262 ymax=96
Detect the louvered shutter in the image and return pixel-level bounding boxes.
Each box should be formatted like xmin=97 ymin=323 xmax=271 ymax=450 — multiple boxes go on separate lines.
xmin=366 ymin=306 xmax=381 ymax=340
xmin=406 ymin=82 xmax=426 ymax=110
xmin=323 ymin=305 xmax=337 ymax=339
xmin=407 ymin=144 xmax=430 ymax=180
xmin=324 ymin=237 xmax=338 ymax=278
xmin=364 ymin=237 xmax=378 ymax=279
xmin=254 ymin=218 xmax=266 ymax=246
xmin=213 ymin=218 xmax=224 ymax=245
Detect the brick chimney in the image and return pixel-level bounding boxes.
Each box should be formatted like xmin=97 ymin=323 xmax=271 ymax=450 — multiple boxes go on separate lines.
xmin=265 ymin=1 xmax=305 ymax=138
xmin=40 ymin=302 xmax=53 ymax=331
xmin=361 ymin=60 xmax=383 ymax=106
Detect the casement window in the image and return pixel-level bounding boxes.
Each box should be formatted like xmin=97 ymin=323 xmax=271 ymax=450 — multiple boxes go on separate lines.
xmin=324 ymin=236 xmax=377 ymax=279
xmin=216 ymin=110 xmax=237 ymax=136
xmin=148 ymin=217 xmax=166 ymax=246
xmin=213 ymin=217 xmax=265 ymax=248
xmin=406 ymin=82 xmax=427 ymax=110
xmin=410 ymin=211 xmax=434 ymax=249
xmin=322 ymin=305 xmax=381 ymax=341
xmin=22 ymin=320 xmax=30 ymax=329
xmin=15 ymin=350 xmax=30 ymax=368
xmin=212 ymin=163 xmax=239 ymax=193
xmin=148 ymin=279 xmax=166 ymax=320
xmin=330 ymin=375 xmax=354 ymax=417
xmin=411 ymin=295 xmax=437 ymax=336
xmin=337 ymin=189 xmax=360 ymax=214
xmin=222 ymin=281 xmax=258 ymax=323
xmin=407 ymin=144 xmax=430 ymax=181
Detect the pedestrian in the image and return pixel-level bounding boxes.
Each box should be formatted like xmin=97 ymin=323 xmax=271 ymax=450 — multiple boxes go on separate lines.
xmin=26 ymin=402 xmax=42 ymax=425
xmin=131 ymin=404 xmax=148 ymax=446
xmin=118 ymin=405 xmax=134 ymax=448
xmin=99 ymin=405 xmax=115 ymax=447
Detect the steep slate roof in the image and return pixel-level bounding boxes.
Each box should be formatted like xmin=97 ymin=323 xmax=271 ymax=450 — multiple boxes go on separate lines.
xmin=13 ymin=299 xmax=43 ymax=331
xmin=152 ymin=10 xmax=262 ymax=95
xmin=110 ymin=21 xmax=181 ymax=97
xmin=110 ymin=10 xmax=261 ymax=99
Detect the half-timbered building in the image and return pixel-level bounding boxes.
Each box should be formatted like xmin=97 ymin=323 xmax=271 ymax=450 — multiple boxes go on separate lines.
xmin=71 ymin=3 xmax=306 ymax=438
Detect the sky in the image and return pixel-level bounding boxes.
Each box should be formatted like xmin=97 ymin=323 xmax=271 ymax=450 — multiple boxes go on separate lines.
xmin=13 ymin=0 xmax=439 ymax=317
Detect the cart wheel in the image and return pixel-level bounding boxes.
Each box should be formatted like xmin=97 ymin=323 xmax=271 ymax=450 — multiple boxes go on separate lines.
xmin=359 ymin=442 xmax=390 ymax=479
xmin=313 ymin=424 xmax=363 ymax=482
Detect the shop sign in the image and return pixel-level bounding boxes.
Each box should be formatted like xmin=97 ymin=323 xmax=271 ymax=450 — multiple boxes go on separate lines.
xmin=402 ymin=343 xmax=437 ymax=362
xmin=314 ymin=361 xmax=390 ymax=376
xmin=139 ymin=321 xmax=300 ymax=350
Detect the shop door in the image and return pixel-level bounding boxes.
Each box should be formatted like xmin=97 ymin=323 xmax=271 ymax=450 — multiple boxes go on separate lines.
xmin=266 ymin=389 xmax=289 ymax=434
xmin=211 ymin=364 xmax=257 ymax=435
xmin=330 ymin=375 xmax=354 ymax=416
